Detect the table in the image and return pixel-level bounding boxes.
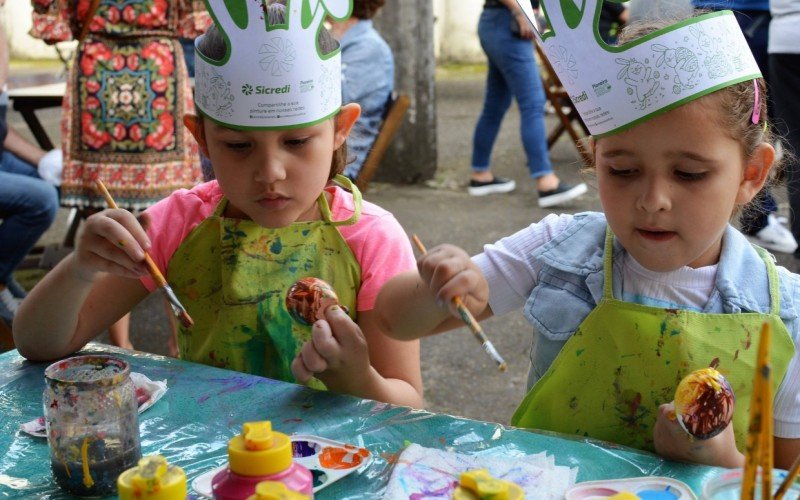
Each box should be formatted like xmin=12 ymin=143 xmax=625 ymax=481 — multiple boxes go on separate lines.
xmin=0 ymin=345 xmax=724 ymax=498
xmin=8 ymin=82 xmax=66 ymax=151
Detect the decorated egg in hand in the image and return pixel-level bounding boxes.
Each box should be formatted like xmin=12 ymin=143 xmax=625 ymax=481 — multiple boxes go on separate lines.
xmin=674 ymin=367 xmax=735 ymax=439
xmin=285 ymin=277 xmax=340 ymax=326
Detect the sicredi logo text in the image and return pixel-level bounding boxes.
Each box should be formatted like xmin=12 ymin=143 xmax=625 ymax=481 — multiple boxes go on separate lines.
xmin=242 ymin=84 xmax=291 ymax=95
xmin=571 ymin=91 xmax=588 ymax=103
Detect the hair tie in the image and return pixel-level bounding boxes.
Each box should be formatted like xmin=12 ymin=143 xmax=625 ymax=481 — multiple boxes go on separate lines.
xmin=751 ymin=79 xmax=761 ymax=125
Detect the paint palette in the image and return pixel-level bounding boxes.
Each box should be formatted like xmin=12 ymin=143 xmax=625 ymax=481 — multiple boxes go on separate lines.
xmin=191 ymin=434 xmax=371 ymax=497
xmin=565 ymin=477 xmax=697 ymax=500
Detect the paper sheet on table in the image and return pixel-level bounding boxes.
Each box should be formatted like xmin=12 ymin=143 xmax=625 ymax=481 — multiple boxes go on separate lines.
xmin=384 ymin=443 xmax=578 ymax=499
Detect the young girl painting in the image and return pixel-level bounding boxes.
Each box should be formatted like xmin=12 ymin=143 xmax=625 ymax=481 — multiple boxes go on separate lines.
xmin=376 ymin=9 xmax=800 ymax=467
xmin=15 ymin=0 xmax=423 ymax=409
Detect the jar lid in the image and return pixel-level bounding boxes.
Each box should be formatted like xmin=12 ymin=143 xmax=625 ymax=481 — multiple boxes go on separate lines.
xmin=228 ymin=422 xmax=292 ymax=476
xmin=247 ymin=481 xmax=309 ymax=500
xmin=44 ymin=355 xmax=130 ymax=389
xmin=118 ymin=455 xmax=187 ymax=500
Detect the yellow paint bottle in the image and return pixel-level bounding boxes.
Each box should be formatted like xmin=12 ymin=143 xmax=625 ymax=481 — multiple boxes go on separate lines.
xmin=117 ymin=455 xmax=186 ymax=500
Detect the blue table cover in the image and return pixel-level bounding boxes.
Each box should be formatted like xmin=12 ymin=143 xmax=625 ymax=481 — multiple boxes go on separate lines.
xmin=0 ymin=344 xmax=725 ymax=498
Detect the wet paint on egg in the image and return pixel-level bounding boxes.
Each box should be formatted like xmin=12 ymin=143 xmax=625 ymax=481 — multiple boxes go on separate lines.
xmin=286 ymin=277 xmax=340 ymax=326
xmin=674 ymin=367 xmax=735 ymax=439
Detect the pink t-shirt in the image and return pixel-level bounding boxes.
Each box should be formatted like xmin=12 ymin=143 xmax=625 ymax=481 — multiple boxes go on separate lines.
xmin=141 ymin=181 xmax=415 ymax=311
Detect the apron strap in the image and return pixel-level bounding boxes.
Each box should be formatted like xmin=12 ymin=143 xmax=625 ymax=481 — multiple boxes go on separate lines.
xmin=603 ymin=226 xmax=782 ymax=314
xmin=753 ymin=245 xmax=781 ymax=315
xmin=319 ymin=174 xmax=362 ymax=227
xmin=603 ymin=227 xmax=615 ymax=299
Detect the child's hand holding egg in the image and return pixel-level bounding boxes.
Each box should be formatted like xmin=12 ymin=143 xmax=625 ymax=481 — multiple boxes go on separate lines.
xmin=285 ymin=277 xmax=342 ymax=325
xmin=674 ymin=367 xmax=735 ymax=439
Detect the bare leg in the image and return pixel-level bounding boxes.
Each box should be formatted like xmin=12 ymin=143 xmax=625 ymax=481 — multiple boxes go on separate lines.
xmin=108 ymin=313 xmax=133 ymax=350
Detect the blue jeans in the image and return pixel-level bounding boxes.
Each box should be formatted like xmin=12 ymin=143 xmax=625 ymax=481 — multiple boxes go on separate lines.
xmin=471 ymin=8 xmax=553 ymax=179
xmin=180 ymin=38 xmax=196 ymax=78
xmin=0 ymin=152 xmax=59 ymax=285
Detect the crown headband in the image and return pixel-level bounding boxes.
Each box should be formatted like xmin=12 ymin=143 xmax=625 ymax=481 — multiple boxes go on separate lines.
xmin=195 ymin=0 xmax=352 ymax=129
xmin=516 ymin=1 xmax=761 ymax=137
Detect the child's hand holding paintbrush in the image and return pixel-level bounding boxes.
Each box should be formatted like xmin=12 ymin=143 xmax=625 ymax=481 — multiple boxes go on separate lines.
xmin=93 ymin=180 xmax=193 ymax=328
xmin=411 ymin=235 xmax=506 ymax=371
xmin=374 ymin=235 xmax=507 ymax=371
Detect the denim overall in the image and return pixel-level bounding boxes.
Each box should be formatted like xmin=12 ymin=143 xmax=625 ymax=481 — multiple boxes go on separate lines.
xmin=512 ymin=229 xmax=794 ymax=452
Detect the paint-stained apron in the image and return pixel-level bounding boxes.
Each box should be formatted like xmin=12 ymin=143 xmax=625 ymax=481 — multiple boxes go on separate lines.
xmin=167 ymin=175 xmax=362 ymax=389
xmin=511 ymin=229 xmax=794 ymax=452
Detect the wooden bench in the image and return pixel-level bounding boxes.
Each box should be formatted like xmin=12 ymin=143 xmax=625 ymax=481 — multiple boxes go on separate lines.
xmin=535 ymin=41 xmax=593 ymax=167
xmin=354 ymin=92 xmax=411 ymax=193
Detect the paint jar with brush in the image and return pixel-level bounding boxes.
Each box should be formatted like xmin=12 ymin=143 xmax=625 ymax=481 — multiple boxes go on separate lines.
xmin=43 ymin=355 xmax=142 ymax=496
xmin=212 ymin=421 xmax=314 ymax=499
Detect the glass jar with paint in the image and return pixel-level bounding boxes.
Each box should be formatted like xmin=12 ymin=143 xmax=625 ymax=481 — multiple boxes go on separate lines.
xmin=118 ymin=455 xmax=186 ymax=500
xmin=701 ymin=468 xmax=800 ymax=499
xmin=212 ymin=421 xmax=314 ymax=499
xmin=43 ymin=355 xmax=142 ymax=496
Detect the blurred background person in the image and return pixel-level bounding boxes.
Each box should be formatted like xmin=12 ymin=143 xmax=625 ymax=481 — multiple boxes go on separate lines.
xmin=468 ymin=0 xmax=587 ymax=208
xmin=690 ymin=0 xmax=797 ymax=253
xmin=29 ymin=0 xmax=210 ymax=348
xmin=0 ymin=6 xmax=60 ymax=326
xmin=329 ymin=0 xmax=393 ymax=181
xmin=769 ymin=0 xmax=800 ymax=257
xmin=598 ymin=1 xmax=630 ymax=44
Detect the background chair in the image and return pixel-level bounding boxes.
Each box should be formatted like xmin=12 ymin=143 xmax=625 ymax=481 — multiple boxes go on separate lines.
xmin=534 ymin=41 xmax=593 ymax=167
xmin=355 ymin=92 xmax=411 ymax=193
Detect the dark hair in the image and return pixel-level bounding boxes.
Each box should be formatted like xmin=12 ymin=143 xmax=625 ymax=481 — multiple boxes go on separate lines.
xmin=196 ymin=3 xmax=347 ymax=179
xmin=352 ymin=0 xmax=386 ymax=19
xmin=613 ymin=17 xmax=783 ymax=215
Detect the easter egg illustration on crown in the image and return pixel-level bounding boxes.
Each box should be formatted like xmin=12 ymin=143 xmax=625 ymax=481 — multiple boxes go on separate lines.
xmin=286 ymin=278 xmax=341 ymax=326
xmin=674 ymin=366 xmax=735 ymax=439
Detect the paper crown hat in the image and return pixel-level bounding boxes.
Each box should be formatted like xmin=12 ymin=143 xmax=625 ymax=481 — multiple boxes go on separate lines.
xmin=194 ymin=0 xmax=352 ymax=129
xmin=516 ymin=0 xmax=761 ymax=137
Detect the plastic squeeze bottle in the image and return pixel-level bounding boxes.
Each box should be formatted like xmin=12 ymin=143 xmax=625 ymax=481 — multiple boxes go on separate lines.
xmin=117 ymin=455 xmax=186 ymax=500
xmin=247 ymin=481 xmax=310 ymax=499
xmin=212 ymin=421 xmax=313 ymax=499
xmin=452 ymin=469 xmax=524 ymax=499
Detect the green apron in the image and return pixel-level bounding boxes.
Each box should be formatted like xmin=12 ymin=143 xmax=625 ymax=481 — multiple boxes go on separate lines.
xmin=511 ymin=229 xmax=795 ymax=452
xmin=167 ymin=175 xmax=362 ymax=388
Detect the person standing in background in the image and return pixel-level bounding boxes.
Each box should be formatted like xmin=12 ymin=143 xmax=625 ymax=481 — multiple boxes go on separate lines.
xmin=468 ymin=0 xmax=587 ymax=208
xmin=0 ymin=0 xmax=60 ymax=325
xmin=691 ymin=0 xmax=797 ymax=254
xmin=768 ymin=0 xmax=800 ymax=258
xmin=29 ymin=0 xmax=210 ymax=349
xmin=329 ymin=0 xmax=394 ymax=181
xmin=598 ymin=1 xmax=630 ymax=44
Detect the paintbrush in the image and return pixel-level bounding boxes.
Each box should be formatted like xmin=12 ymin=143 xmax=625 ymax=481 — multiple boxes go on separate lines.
xmin=94 ymin=179 xmax=194 ymax=328
xmin=774 ymin=453 xmax=800 ymax=500
xmin=411 ymin=234 xmax=507 ymax=372
xmin=741 ymin=321 xmax=772 ymax=500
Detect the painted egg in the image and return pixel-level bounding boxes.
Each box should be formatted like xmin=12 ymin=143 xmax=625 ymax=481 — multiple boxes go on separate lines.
xmin=285 ymin=277 xmax=340 ymax=326
xmin=674 ymin=367 xmax=735 ymax=439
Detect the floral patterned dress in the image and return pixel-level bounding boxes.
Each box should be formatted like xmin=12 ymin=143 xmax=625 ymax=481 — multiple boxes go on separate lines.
xmin=30 ymin=0 xmax=211 ymax=209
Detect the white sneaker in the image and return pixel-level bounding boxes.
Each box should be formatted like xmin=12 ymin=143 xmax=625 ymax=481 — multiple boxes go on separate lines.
xmin=748 ymin=214 xmax=798 ymax=254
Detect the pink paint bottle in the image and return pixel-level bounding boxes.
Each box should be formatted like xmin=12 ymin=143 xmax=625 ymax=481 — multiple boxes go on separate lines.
xmin=212 ymin=421 xmax=313 ymax=500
